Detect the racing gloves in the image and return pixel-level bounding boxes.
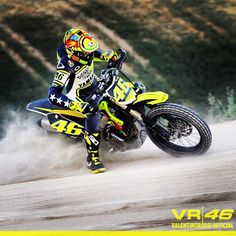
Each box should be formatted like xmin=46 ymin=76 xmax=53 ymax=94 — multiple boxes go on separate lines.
xmin=101 ymin=50 xmax=118 ymax=62
xmin=69 ymin=101 xmax=90 ymax=113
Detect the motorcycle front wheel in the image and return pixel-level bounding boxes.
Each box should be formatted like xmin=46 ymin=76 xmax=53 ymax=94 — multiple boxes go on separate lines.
xmin=145 ymin=103 xmax=212 ymax=156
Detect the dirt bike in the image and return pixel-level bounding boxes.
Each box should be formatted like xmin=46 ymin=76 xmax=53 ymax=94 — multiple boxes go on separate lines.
xmin=26 ymin=48 xmax=212 ymax=156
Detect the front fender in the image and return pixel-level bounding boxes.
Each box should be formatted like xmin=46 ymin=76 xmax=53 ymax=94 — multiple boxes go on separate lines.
xmin=133 ymin=91 xmax=169 ymax=106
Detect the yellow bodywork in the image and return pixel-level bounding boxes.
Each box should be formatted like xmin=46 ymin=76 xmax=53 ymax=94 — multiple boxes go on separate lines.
xmin=35 ymin=107 xmax=86 ymax=118
xmin=110 ymin=77 xmax=137 ymax=104
xmin=133 ymin=91 xmax=169 ymax=105
xmin=99 ymin=101 xmax=124 ymax=126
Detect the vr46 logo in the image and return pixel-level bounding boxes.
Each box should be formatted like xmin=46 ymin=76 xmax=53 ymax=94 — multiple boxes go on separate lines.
xmin=51 ymin=120 xmax=83 ymax=136
xmin=172 ymin=209 xmax=234 ymax=221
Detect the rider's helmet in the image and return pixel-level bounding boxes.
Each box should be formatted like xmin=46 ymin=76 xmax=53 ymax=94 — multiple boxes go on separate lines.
xmin=63 ymin=28 xmax=99 ymax=62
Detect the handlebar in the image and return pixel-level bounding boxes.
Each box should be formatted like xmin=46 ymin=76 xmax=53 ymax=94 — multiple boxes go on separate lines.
xmin=115 ymin=48 xmax=128 ymax=70
xmin=92 ymin=49 xmax=128 ymax=97
xmin=107 ymin=48 xmax=128 ymax=70
xmin=83 ymin=49 xmax=129 ymax=112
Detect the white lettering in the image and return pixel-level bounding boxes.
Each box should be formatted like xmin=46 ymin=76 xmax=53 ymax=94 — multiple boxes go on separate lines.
xmin=75 ymin=67 xmax=94 ymax=88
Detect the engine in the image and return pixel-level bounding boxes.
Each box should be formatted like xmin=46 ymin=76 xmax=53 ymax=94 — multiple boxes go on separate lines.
xmin=102 ymin=107 xmax=147 ymax=152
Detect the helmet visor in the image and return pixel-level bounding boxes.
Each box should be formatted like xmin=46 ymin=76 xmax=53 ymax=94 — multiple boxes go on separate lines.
xmin=70 ymin=34 xmax=79 ymax=41
xmin=79 ymin=35 xmax=98 ymax=53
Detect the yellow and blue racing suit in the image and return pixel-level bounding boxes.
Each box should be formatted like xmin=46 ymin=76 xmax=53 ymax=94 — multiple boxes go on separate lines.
xmin=48 ymin=44 xmax=116 ymax=132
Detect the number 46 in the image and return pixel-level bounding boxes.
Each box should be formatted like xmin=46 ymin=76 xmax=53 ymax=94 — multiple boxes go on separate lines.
xmin=205 ymin=209 xmax=234 ymax=220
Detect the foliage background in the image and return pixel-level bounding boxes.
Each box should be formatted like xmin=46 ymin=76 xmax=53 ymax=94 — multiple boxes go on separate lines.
xmin=0 ymin=0 xmax=236 ymax=136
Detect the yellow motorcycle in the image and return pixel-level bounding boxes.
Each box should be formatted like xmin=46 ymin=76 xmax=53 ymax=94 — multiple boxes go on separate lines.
xmin=27 ymin=49 xmax=212 ymax=156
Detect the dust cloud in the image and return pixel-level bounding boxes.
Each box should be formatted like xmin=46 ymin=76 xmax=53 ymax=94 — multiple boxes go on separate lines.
xmin=0 ymin=112 xmax=160 ymax=185
xmin=0 ymin=113 xmax=85 ymax=185
xmin=1 ymin=110 xmax=235 ymax=186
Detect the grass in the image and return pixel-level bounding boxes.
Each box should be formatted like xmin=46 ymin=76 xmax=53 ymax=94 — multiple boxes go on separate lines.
xmin=0 ymin=0 xmax=236 ymax=121
xmin=208 ymin=88 xmax=236 ymax=121
xmin=3 ymin=14 xmax=68 ymax=63
xmin=0 ymin=26 xmax=52 ymax=80
xmin=77 ymin=0 xmax=236 ymax=111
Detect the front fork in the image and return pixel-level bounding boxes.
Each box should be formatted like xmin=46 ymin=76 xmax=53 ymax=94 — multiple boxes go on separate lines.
xmin=110 ymin=98 xmax=171 ymax=140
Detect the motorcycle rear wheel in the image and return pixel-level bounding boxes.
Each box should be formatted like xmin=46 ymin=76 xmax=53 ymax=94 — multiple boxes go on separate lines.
xmin=145 ymin=103 xmax=212 ymax=156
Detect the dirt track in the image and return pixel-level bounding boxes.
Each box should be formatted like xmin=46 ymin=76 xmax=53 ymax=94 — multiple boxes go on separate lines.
xmin=0 ymin=120 xmax=235 ymax=230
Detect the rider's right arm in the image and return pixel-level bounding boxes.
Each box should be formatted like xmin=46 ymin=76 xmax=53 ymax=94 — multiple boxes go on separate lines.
xmin=93 ymin=50 xmax=117 ymax=62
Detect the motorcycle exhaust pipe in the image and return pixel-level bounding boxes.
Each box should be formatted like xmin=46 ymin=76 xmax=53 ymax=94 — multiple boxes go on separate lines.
xmin=37 ymin=117 xmax=58 ymax=133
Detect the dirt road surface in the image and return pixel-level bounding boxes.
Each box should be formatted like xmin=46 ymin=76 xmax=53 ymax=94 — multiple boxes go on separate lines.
xmin=0 ymin=120 xmax=235 ymax=230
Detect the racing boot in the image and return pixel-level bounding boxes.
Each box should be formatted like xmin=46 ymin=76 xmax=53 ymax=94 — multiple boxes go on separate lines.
xmin=84 ymin=131 xmax=106 ymax=174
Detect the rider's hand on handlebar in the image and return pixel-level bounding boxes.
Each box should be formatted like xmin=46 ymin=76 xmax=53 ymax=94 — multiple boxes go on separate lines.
xmin=110 ymin=54 xmax=117 ymax=63
xmin=107 ymin=48 xmax=127 ymax=70
xmin=69 ymin=101 xmax=91 ymax=113
xmin=106 ymin=50 xmax=117 ymax=68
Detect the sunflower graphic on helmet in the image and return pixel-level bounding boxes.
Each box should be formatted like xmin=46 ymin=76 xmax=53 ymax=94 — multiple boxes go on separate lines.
xmin=63 ymin=28 xmax=99 ymax=59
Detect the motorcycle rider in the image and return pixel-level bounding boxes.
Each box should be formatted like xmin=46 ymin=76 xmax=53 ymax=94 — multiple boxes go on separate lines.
xmin=48 ymin=28 xmax=118 ymax=174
